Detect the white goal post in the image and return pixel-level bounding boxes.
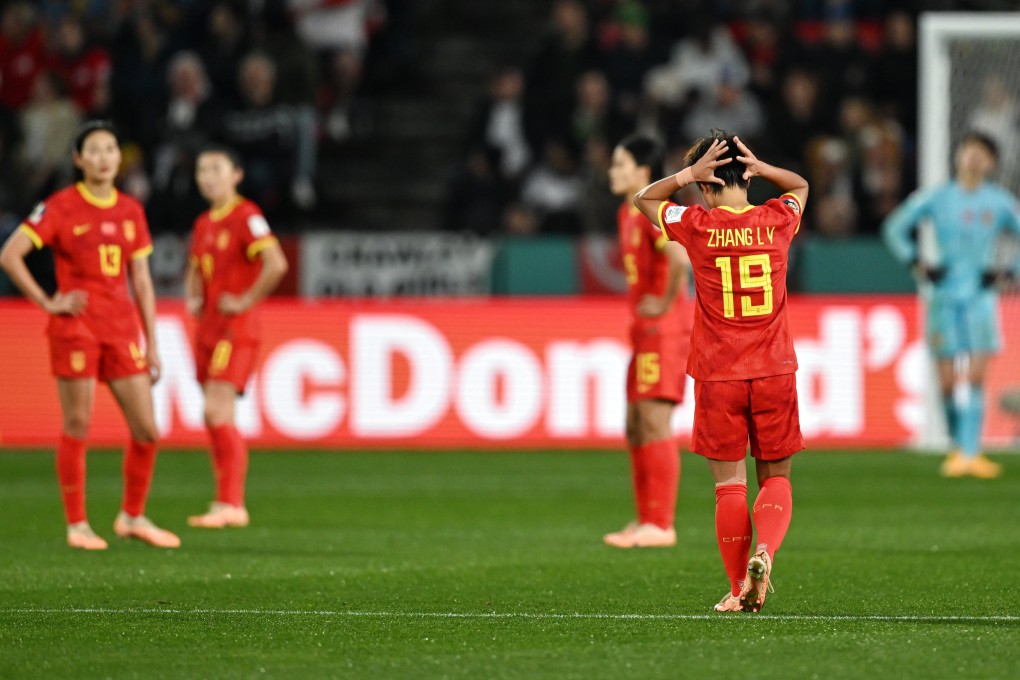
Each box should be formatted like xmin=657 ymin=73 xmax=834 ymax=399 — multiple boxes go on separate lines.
xmin=917 ymin=13 xmax=1020 ymax=450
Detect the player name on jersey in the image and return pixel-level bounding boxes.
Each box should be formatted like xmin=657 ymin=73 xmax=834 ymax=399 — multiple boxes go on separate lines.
xmin=706 ymin=226 xmax=778 ymax=248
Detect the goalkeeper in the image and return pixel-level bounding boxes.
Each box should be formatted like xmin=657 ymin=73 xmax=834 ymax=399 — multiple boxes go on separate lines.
xmin=883 ymin=132 xmax=1020 ymax=479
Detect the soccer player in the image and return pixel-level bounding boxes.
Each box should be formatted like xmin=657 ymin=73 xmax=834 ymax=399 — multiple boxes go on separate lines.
xmin=634 ymin=131 xmax=808 ymax=613
xmin=603 ymin=134 xmax=690 ymax=548
xmin=883 ymin=132 xmax=1020 ymax=479
xmin=0 ymin=120 xmax=180 ymax=550
xmin=184 ymin=145 xmax=288 ymax=528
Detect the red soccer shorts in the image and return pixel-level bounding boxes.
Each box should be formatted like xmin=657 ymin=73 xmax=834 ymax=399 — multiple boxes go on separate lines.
xmin=49 ymin=328 xmax=148 ymax=382
xmin=691 ymin=373 xmax=803 ymax=460
xmin=196 ymin=338 xmax=258 ymax=393
xmin=626 ymin=329 xmax=688 ymax=404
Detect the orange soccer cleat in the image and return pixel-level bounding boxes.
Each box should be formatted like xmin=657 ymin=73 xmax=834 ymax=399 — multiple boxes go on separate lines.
xmin=113 ymin=512 xmax=181 ymax=548
xmin=940 ymin=451 xmax=969 ymax=478
xmin=739 ymin=550 xmax=774 ymax=612
xmin=187 ymin=502 xmax=250 ymax=529
xmin=967 ymin=454 xmax=1002 ymax=480
xmin=714 ymin=591 xmax=743 ymax=612
xmin=67 ymin=521 xmax=108 ymax=551
xmin=603 ymin=522 xmax=676 ymax=548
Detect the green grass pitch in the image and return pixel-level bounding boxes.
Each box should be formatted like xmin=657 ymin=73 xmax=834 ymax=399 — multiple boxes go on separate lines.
xmin=0 ymin=448 xmax=1018 ymax=679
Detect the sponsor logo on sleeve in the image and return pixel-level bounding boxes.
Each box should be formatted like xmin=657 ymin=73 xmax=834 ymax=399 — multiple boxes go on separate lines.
xmin=782 ymin=197 xmax=801 ymax=214
xmin=248 ymin=214 xmax=270 ymax=238
xmin=28 ymin=202 xmax=46 ymax=225
xmin=664 ymin=205 xmax=686 ymax=223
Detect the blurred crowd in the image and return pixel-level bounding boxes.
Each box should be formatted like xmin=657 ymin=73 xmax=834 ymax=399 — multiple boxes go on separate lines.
xmin=446 ymin=0 xmax=1019 ymax=240
xmin=0 ymin=0 xmax=406 ymax=236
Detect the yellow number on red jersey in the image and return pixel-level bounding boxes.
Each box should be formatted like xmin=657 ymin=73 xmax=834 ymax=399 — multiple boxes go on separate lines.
xmin=714 ymin=254 xmax=773 ymax=319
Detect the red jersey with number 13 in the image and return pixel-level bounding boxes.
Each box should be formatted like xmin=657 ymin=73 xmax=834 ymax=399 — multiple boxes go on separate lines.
xmin=190 ymin=197 xmax=277 ymax=345
xmin=656 ymin=194 xmax=802 ymax=381
xmin=18 ymin=183 xmax=152 ymax=340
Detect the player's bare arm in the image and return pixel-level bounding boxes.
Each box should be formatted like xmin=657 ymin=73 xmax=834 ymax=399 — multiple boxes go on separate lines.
xmin=633 ymin=138 xmax=731 ymax=223
xmin=733 ymin=136 xmax=809 ymax=208
xmin=637 ymin=241 xmax=688 ymax=317
xmin=0 ymin=229 xmax=87 ymax=315
xmin=218 ymin=240 xmax=288 ymax=315
xmin=128 ymin=255 xmax=162 ymax=384
xmin=184 ymin=260 xmax=203 ymax=316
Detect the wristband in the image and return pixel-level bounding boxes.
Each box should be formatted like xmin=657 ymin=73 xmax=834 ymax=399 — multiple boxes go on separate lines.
xmin=675 ymin=167 xmax=694 ymax=187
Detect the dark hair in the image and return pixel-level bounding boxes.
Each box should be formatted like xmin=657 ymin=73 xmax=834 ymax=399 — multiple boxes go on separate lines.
xmin=74 ymin=119 xmax=119 ymax=154
xmin=959 ymin=130 xmax=999 ymax=161
xmin=683 ymin=129 xmax=747 ymax=194
xmin=617 ymin=133 xmax=664 ymax=180
xmin=197 ymin=143 xmax=244 ymax=169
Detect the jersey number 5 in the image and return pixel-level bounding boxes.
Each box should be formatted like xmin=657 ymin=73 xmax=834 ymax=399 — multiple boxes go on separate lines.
xmin=714 ymin=254 xmax=773 ymax=318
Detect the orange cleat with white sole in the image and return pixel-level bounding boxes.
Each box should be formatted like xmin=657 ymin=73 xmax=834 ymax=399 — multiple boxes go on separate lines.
xmin=114 ymin=512 xmax=181 ymax=548
xmin=714 ymin=591 xmax=742 ymax=612
xmin=967 ymin=454 xmax=1002 ymax=480
xmin=603 ymin=522 xmax=675 ymax=548
xmin=67 ymin=522 xmax=108 ymax=551
xmin=940 ymin=451 xmax=969 ymax=478
xmin=187 ymin=502 xmax=250 ymax=529
xmin=739 ymin=550 xmax=774 ymax=612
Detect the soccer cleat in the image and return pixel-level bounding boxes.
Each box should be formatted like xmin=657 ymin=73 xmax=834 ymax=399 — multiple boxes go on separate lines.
xmin=67 ymin=522 xmax=108 ymax=551
xmin=714 ymin=591 xmax=743 ymax=612
xmin=739 ymin=550 xmax=774 ymax=612
xmin=967 ymin=454 xmax=1002 ymax=480
xmin=603 ymin=522 xmax=675 ymax=548
xmin=940 ymin=451 xmax=969 ymax=478
xmin=113 ymin=512 xmax=181 ymax=548
xmin=187 ymin=502 xmax=250 ymax=529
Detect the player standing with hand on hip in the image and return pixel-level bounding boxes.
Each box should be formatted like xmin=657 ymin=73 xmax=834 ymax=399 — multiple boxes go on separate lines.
xmin=0 ymin=120 xmax=180 ymax=550
xmin=634 ymin=130 xmax=808 ymax=613
xmin=185 ymin=145 xmax=288 ymax=529
xmin=883 ymin=132 xmax=1020 ymax=479
xmin=603 ymin=134 xmax=691 ymax=548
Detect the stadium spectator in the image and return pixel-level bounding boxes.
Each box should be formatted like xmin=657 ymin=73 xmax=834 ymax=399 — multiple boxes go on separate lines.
xmin=467 ymin=65 xmax=533 ymax=184
xmin=883 ymin=131 xmax=1020 ymax=480
xmin=595 ymin=2 xmax=658 ymax=119
xmin=524 ymin=0 xmax=599 ymax=150
xmin=682 ymin=77 xmax=765 ymax=149
xmin=578 ymin=136 xmax=617 ymax=234
xmin=570 ymin=69 xmax=631 ymax=150
xmin=17 ymin=71 xmax=81 ymax=199
xmin=635 ymin=131 xmax=808 ymax=613
xmin=519 ymin=137 xmax=585 ymax=234
xmin=47 ymin=15 xmax=111 ymax=116
xmin=871 ymin=10 xmax=918 ymax=134
xmin=0 ymin=120 xmax=180 ymax=551
xmin=185 ymin=145 xmax=288 ymax=530
xmin=318 ymin=47 xmax=366 ymax=147
xmin=0 ymin=1 xmax=45 ymax=110
xmin=443 ymin=145 xmax=508 ymax=236
xmin=109 ymin=11 xmax=174 ymax=153
xmin=198 ymin=2 xmax=250 ymax=105
xmin=766 ymin=68 xmax=827 ymax=173
xmin=603 ymin=133 xmax=689 ymax=549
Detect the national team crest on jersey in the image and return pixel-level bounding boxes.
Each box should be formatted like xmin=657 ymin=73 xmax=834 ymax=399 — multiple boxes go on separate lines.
xmin=217 ymin=229 xmax=231 ymax=250
xmin=123 ymin=220 xmax=136 ymax=242
xmin=782 ymin=197 xmax=801 ymax=214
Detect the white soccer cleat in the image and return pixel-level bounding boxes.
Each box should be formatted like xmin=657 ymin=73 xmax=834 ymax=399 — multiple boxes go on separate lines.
xmin=603 ymin=522 xmax=675 ymax=548
xmin=187 ymin=502 xmax=250 ymax=529
xmin=114 ymin=512 xmax=181 ymax=548
xmin=67 ymin=521 xmax=108 ymax=551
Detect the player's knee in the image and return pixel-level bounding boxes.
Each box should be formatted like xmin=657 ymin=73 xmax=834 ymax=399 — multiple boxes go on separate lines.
xmin=204 ymin=405 xmax=232 ymax=429
xmin=63 ymin=414 xmax=90 ymax=440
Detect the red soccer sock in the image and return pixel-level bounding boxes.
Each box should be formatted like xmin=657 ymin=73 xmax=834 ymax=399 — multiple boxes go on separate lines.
xmin=57 ymin=434 xmax=87 ymax=524
xmin=715 ymin=483 xmax=752 ymax=596
xmin=209 ymin=424 xmax=247 ymax=507
xmin=639 ymin=438 xmax=679 ymax=529
xmin=627 ymin=444 xmax=649 ymax=523
xmin=122 ymin=440 xmax=157 ymax=517
xmin=752 ymin=476 xmax=793 ymax=562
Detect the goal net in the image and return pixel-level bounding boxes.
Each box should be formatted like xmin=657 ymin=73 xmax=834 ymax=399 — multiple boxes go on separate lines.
xmin=917 ymin=13 xmax=1020 ymax=451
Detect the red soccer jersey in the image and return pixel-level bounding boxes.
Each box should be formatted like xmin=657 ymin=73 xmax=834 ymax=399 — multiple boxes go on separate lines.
xmin=19 ymin=183 xmax=152 ymax=340
xmin=617 ymin=203 xmax=688 ymax=336
xmin=189 ymin=197 xmax=277 ymax=345
xmin=48 ymin=46 xmax=111 ymax=113
xmin=656 ymin=194 xmax=803 ymax=381
xmin=0 ymin=29 xmax=45 ymax=109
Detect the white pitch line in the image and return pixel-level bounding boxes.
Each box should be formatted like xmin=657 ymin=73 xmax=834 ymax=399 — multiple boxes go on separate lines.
xmin=3 ymin=608 xmax=1018 ymax=623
